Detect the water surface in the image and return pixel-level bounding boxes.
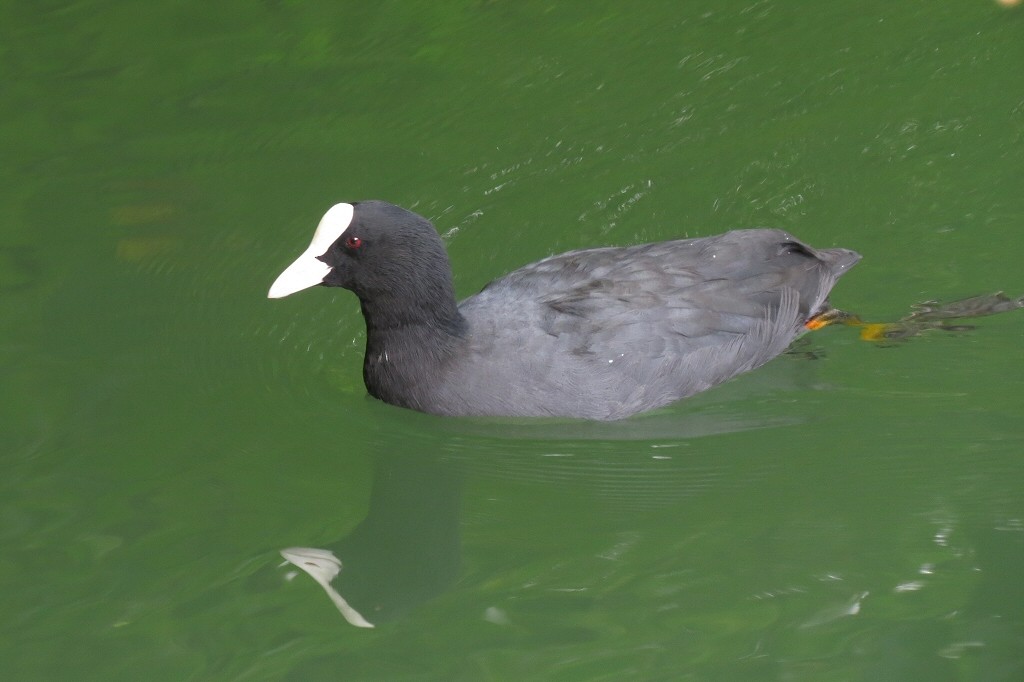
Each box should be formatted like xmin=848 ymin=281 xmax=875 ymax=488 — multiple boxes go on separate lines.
xmin=2 ymin=1 xmax=1023 ymax=680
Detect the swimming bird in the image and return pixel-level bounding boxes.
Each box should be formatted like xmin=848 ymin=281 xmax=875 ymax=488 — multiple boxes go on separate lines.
xmin=269 ymin=201 xmax=859 ymax=420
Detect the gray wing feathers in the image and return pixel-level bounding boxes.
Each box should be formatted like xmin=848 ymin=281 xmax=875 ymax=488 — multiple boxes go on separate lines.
xmin=451 ymin=231 xmax=850 ymax=419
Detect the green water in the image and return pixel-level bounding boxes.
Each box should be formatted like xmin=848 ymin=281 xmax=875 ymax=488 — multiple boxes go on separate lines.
xmin=3 ymin=1 xmax=1023 ymax=680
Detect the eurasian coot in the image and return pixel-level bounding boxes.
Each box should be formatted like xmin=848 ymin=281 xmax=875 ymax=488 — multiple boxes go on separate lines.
xmin=269 ymin=201 xmax=859 ymax=420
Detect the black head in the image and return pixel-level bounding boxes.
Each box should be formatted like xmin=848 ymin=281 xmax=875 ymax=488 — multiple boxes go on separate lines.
xmin=269 ymin=200 xmax=461 ymax=326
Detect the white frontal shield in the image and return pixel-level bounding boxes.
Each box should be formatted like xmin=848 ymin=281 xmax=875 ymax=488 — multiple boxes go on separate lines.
xmin=268 ymin=203 xmax=354 ymax=298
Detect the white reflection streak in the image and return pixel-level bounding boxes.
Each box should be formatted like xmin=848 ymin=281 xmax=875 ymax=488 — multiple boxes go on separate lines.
xmin=280 ymin=547 xmax=375 ymax=629
xmin=800 ymin=591 xmax=868 ymax=628
xmin=894 ymin=580 xmax=925 ymax=593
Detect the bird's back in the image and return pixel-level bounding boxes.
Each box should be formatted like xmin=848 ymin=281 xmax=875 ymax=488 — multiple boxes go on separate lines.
xmin=433 ymin=229 xmax=859 ymax=419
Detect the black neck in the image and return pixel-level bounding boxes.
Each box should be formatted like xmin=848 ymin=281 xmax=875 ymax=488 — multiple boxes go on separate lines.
xmin=360 ymin=298 xmax=467 ymax=410
xmin=358 ymin=286 xmax=464 ymax=333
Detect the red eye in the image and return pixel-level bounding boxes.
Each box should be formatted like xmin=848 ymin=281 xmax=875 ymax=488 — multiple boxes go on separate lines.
xmin=344 ymin=236 xmax=363 ymax=250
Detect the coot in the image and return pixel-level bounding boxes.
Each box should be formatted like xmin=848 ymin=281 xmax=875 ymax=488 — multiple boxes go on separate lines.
xmin=269 ymin=201 xmax=859 ymax=420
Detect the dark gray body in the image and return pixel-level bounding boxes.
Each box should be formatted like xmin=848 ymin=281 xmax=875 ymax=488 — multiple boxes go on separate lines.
xmin=347 ymin=215 xmax=859 ymax=419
